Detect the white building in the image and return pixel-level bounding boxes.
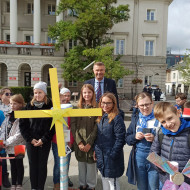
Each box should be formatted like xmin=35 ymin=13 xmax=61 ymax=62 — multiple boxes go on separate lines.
xmin=0 ymin=0 xmax=65 ymax=88
xmin=166 ymin=61 xmax=189 ymax=96
xmin=0 ymin=0 xmax=173 ymax=97
xmin=111 ymin=0 xmax=173 ymax=97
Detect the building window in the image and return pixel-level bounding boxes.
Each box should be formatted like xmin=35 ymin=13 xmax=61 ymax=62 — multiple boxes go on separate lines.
xmin=147 ymin=9 xmax=155 ymax=21
xmin=69 ymin=39 xmax=77 ymax=50
xmin=173 ymin=73 xmax=176 ymax=79
xmin=68 ymin=81 xmax=77 ymax=87
xmin=116 ymin=39 xmax=125 ymax=55
xmin=145 ymin=40 xmax=154 ymax=56
xmin=26 ymin=36 xmax=33 ymax=43
xmin=6 ymin=34 xmax=10 ymax=42
xmin=68 ymin=9 xmax=78 ymax=17
xmin=48 ymin=37 xmax=56 ymax=44
xmin=144 ymin=76 xmax=152 ymax=86
xmin=6 ymin=2 xmax=10 ymax=13
xmin=27 ymin=3 xmax=34 ymax=14
xmin=48 ymin=4 xmax=56 ymax=15
xmin=24 ymin=72 xmax=31 ymax=87
xmin=117 ymin=78 xmax=123 ymax=88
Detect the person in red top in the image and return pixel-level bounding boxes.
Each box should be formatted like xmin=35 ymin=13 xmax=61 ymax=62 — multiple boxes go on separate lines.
xmin=52 ymin=87 xmax=74 ymax=190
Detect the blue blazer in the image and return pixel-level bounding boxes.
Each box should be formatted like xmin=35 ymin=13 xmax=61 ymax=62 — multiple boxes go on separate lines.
xmin=84 ymin=77 xmax=119 ymax=106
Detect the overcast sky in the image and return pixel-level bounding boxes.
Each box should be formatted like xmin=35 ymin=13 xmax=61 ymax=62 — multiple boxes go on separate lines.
xmin=167 ymin=0 xmax=190 ymax=54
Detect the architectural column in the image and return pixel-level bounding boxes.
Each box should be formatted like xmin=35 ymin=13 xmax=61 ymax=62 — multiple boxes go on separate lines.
xmin=56 ymin=0 xmax=63 ymax=22
xmin=34 ymin=0 xmax=41 ymax=45
xmin=10 ymin=0 xmax=18 ymax=44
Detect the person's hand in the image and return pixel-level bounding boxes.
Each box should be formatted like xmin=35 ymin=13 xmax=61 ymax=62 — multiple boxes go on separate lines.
xmin=31 ymin=139 xmax=38 ymax=145
xmin=83 ymin=144 xmax=91 ymax=153
xmin=33 ymin=139 xmax=43 ymax=147
xmin=135 ymin=132 xmax=144 ymax=140
xmin=144 ymin=133 xmax=155 ymax=142
xmin=93 ymin=151 xmax=96 ymax=161
xmin=78 ymin=142 xmax=85 ymax=151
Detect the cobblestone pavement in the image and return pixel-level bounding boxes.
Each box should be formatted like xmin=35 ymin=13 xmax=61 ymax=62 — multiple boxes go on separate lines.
xmin=3 ymin=121 xmax=137 ymax=190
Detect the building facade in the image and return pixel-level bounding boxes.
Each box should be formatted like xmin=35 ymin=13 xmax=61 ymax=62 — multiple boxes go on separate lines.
xmin=0 ymin=0 xmax=173 ymax=97
xmin=0 ymin=0 xmax=65 ymax=88
xmin=166 ymin=61 xmax=189 ymax=96
xmin=166 ymin=53 xmax=184 ymax=68
xmin=110 ymin=0 xmax=173 ymax=97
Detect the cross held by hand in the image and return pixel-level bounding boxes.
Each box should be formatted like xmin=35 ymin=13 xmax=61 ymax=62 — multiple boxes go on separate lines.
xmin=14 ymin=68 xmax=102 ymax=157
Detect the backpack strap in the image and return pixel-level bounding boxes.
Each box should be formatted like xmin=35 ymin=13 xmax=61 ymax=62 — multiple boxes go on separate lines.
xmin=158 ymin=127 xmax=164 ymax=146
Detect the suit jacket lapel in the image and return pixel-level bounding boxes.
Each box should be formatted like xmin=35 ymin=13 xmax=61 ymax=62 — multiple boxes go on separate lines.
xmin=92 ymin=78 xmax=95 ymax=88
xmin=104 ymin=77 xmax=107 ymax=92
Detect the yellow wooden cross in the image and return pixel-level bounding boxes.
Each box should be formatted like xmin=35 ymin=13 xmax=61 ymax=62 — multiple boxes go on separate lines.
xmin=15 ymin=68 xmax=102 ymax=156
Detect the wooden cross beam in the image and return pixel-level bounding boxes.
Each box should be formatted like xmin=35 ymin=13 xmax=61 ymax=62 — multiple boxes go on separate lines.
xmin=15 ymin=68 xmax=102 ymax=156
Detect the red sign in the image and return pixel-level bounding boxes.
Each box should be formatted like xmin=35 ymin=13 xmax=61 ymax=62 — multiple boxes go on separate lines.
xmin=33 ymin=77 xmax=39 ymax=81
xmin=9 ymin=77 xmax=16 ymax=80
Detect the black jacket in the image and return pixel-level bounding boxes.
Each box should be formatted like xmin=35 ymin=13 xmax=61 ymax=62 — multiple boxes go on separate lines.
xmin=154 ymin=88 xmax=161 ymax=97
xmin=19 ymin=100 xmax=55 ymax=144
xmin=85 ymin=77 xmax=119 ymax=106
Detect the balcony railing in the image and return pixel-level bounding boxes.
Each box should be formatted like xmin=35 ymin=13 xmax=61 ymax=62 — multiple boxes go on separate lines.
xmin=0 ymin=44 xmax=64 ymax=57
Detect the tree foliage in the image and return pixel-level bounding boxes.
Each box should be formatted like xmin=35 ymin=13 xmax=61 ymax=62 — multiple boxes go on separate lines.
xmin=178 ymin=55 xmax=190 ymax=85
xmin=83 ymin=45 xmax=133 ymax=81
xmin=62 ymin=44 xmax=133 ymax=81
xmin=48 ymin=0 xmax=131 ymax=81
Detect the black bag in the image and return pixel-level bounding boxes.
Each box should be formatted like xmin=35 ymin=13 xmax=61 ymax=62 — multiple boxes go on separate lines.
xmin=126 ymin=146 xmax=136 ymax=185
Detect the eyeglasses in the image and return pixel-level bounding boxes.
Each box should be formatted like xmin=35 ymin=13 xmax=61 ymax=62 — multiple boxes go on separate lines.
xmin=4 ymin=93 xmax=13 ymax=96
xmin=101 ymin=102 xmax=113 ymax=106
xmin=138 ymin=103 xmax=152 ymax=109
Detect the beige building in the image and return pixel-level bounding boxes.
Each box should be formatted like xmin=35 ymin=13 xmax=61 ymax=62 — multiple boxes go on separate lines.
xmin=111 ymin=0 xmax=173 ymax=97
xmin=0 ymin=0 xmax=65 ymax=88
xmin=0 ymin=0 xmax=173 ymax=97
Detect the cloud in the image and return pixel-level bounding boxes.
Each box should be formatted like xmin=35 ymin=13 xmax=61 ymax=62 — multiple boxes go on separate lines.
xmin=167 ymin=0 xmax=190 ymax=54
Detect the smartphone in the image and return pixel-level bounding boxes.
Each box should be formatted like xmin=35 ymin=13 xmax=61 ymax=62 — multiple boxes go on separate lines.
xmin=142 ymin=128 xmax=152 ymax=134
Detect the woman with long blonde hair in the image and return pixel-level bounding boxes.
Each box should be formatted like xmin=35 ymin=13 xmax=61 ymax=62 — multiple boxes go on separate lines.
xmin=94 ymin=93 xmax=126 ymax=190
xmin=71 ymin=84 xmax=97 ymax=190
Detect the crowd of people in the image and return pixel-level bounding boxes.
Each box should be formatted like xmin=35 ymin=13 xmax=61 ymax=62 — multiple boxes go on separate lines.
xmin=0 ymin=61 xmax=190 ymax=190
xmin=143 ymin=85 xmax=162 ymax=101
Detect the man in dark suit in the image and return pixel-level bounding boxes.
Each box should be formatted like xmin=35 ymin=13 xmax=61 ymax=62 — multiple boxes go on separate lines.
xmin=84 ymin=62 xmax=119 ymax=106
xmin=154 ymin=86 xmax=161 ymax=101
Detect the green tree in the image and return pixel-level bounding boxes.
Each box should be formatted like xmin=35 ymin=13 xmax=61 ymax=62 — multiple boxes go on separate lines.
xmin=83 ymin=45 xmax=133 ymax=81
xmin=48 ymin=0 xmax=131 ymax=81
xmin=178 ymin=55 xmax=190 ymax=85
xmin=62 ymin=44 xmax=133 ymax=81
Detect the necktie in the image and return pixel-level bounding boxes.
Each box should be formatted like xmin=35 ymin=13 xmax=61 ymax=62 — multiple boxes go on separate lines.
xmin=96 ymin=82 xmax=102 ymax=103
